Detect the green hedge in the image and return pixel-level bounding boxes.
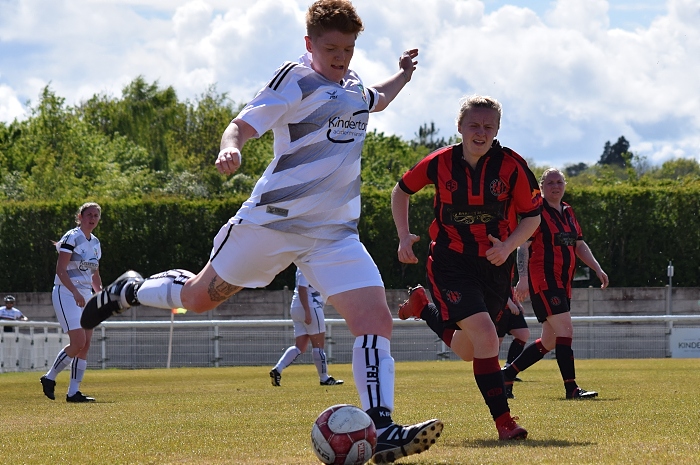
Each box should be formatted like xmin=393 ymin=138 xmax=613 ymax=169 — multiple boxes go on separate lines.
xmin=1 ymin=185 xmax=698 ymax=292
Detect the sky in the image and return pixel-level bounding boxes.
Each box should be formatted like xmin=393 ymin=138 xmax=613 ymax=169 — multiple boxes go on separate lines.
xmin=1 ymin=0 xmax=699 ymax=168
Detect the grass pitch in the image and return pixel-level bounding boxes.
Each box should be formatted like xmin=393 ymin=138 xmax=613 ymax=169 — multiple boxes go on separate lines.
xmin=2 ymin=359 xmax=699 ymax=464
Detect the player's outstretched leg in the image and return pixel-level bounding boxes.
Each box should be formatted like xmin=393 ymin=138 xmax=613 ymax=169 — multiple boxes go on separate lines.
xmin=81 ymin=271 xmax=144 ymax=329
xmin=372 ymin=418 xmax=444 ymax=464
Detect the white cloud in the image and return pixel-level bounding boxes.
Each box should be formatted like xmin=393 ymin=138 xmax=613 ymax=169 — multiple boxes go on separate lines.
xmin=0 ymin=85 xmax=25 ymax=122
xmin=0 ymin=0 xmax=698 ymax=166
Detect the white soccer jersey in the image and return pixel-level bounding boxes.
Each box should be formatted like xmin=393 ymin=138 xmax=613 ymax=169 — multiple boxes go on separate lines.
xmin=53 ymin=227 xmax=101 ymax=290
xmin=0 ymin=306 xmax=25 ymax=320
xmin=290 ymin=267 xmax=325 ymax=310
xmin=233 ymin=52 xmax=379 ymax=240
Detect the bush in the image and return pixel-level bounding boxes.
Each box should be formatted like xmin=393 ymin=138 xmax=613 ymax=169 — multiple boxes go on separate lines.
xmin=1 ymin=184 xmax=698 ymax=291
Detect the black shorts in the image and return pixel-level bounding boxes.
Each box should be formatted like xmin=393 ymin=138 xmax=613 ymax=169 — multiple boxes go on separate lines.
xmin=426 ymin=246 xmax=513 ymax=331
xmin=493 ymin=306 xmax=529 ymax=338
xmin=530 ymin=288 xmax=571 ymax=323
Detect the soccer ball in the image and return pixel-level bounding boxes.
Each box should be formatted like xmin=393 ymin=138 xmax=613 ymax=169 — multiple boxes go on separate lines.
xmin=311 ymin=404 xmax=377 ymax=465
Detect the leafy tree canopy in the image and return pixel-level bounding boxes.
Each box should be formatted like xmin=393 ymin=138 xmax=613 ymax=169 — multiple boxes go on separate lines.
xmin=599 ymin=135 xmax=631 ymax=167
xmin=2 ymin=86 xmax=699 ymax=204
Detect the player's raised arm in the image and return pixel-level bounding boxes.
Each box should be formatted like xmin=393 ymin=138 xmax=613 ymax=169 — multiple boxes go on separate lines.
xmin=371 ymin=49 xmax=418 ymax=112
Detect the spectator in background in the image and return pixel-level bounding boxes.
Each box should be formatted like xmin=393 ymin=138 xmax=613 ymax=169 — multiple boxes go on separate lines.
xmin=0 ymin=295 xmax=28 ymax=332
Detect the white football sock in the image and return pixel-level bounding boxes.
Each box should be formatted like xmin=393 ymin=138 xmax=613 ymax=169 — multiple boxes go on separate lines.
xmin=46 ymin=348 xmax=72 ymax=379
xmin=67 ymin=358 xmax=87 ymax=396
xmin=136 ymin=269 xmax=194 ymax=309
xmin=274 ymin=346 xmax=301 ymax=372
xmin=352 ymin=335 xmax=394 ymax=413
xmin=313 ymin=348 xmax=328 ymax=380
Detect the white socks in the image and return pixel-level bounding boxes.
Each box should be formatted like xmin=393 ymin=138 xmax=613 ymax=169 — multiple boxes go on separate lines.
xmin=313 ymin=347 xmax=328 ymax=380
xmin=68 ymin=358 xmax=87 ymax=396
xmin=136 ymin=269 xmax=194 ymax=309
xmin=46 ymin=348 xmax=72 ymax=380
xmin=352 ymin=335 xmax=395 ymax=414
xmin=274 ymin=346 xmax=301 ymax=372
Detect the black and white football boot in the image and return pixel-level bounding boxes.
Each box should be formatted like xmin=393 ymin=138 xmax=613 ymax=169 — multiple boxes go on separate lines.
xmin=80 ymin=270 xmax=144 ymax=329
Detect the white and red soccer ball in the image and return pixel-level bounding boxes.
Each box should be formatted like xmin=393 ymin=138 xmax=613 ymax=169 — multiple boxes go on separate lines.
xmin=311 ymin=404 xmax=377 ymax=465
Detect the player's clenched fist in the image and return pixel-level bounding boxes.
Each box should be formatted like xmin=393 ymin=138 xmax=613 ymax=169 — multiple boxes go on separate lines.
xmin=216 ymin=147 xmax=242 ymax=175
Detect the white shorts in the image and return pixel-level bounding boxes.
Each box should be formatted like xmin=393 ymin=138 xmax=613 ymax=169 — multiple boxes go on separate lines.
xmin=210 ymin=221 xmax=384 ymax=298
xmin=290 ymin=299 xmax=326 ymax=337
xmin=52 ymin=285 xmax=92 ymax=332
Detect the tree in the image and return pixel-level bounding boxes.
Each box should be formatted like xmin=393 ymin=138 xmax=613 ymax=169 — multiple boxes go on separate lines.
xmin=412 ymin=122 xmax=454 ymax=150
xmin=80 ymin=76 xmax=184 ymax=172
xmin=362 ymin=130 xmax=423 ymax=189
xmin=565 ymin=162 xmax=589 ymax=178
xmin=651 ymin=158 xmax=700 ymax=181
xmin=0 ymin=85 xmax=157 ymax=201
xmin=599 ymin=136 xmax=631 ymax=167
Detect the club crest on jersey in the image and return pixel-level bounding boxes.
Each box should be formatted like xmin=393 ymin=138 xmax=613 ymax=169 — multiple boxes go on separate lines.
xmin=444 ymin=289 xmax=462 ymax=304
xmin=445 ymin=180 xmax=458 ymax=192
xmin=357 ymin=84 xmax=367 ymax=103
xmin=550 ymin=296 xmax=562 ymax=307
xmin=326 ymin=90 xmax=338 ymax=100
xmin=490 ymin=178 xmax=508 ymax=196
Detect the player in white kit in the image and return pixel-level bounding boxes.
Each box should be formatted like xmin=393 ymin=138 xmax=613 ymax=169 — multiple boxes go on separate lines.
xmin=270 ymin=267 xmax=343 ymax=386
xmin=81 ymin=1 xmax=442 ymax=462
xmin=41 ymin=202 xmax=103 ymax=403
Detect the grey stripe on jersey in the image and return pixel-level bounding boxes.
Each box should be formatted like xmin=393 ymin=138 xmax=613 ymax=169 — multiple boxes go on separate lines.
xmin=260 ymin=150 xmax=360 ymax=206
xmin=297 ymin=72 xmax=329 ymax=100
xmin=264 ymin=215 xmax=359 ymax=239
xmin=273 ymin=140 xmax=338 ymax=173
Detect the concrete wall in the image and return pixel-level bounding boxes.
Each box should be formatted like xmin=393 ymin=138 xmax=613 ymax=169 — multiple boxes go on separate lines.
xmin=5 ymin=286 xmax=700 ymax=323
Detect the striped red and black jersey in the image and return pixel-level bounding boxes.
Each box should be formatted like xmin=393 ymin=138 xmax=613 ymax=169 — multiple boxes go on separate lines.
xmin=527 ymin=201 xmax=583 ymax=296
xmin=398 ymin=141 xmax=541 ymax=257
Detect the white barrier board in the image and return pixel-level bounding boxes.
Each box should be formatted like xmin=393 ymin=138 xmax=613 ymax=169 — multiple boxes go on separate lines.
xmin=670 ymin=327 xmax=700 ymax=358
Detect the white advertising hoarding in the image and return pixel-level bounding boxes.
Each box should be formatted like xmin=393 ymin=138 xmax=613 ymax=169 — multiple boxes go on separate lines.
xmin=670 ymin=328 xmax=700 ymax=358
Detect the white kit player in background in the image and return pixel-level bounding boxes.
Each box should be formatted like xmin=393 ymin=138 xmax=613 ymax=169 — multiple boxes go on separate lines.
xmin=80 ymin=1 xmax=442 ymax=462
xmin=41 ymin=202 xmax=103 ymax=403
xmin=270 ymin=267 xmax=343 ymax=387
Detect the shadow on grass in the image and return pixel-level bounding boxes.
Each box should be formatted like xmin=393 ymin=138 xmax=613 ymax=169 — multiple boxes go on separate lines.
xmin=458 ymin=438 xmax=597 ymax=448
xmin=554 ymin=397 xmax=618 ymax=402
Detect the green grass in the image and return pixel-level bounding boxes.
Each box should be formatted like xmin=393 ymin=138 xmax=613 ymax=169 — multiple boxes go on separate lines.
xmin=2 ymin=359 xmax=699 ymax=464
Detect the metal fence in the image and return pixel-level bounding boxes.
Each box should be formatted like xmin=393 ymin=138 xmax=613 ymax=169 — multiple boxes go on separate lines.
xmin=2 ymin=315 xmax=700 ymax=373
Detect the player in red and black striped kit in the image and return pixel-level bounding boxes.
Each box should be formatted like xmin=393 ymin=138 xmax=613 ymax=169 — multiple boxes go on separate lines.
xmin=505 ymin=168 xmax=609 ymax=399
xmin=392 ymin=95 xmax=541 ymax=440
